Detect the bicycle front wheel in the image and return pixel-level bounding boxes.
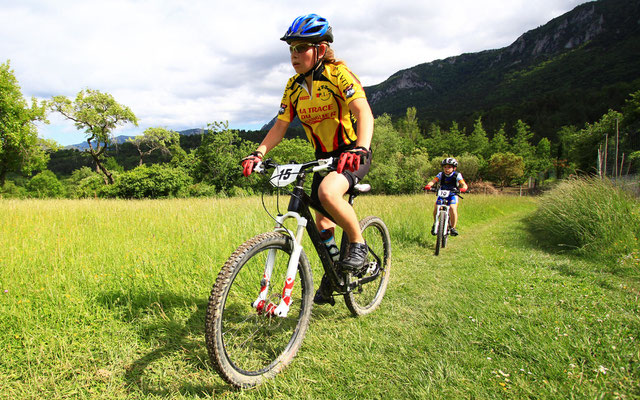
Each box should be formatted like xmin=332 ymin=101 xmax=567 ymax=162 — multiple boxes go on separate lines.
xmin=344 ymin=216 xmax=391 ymax=316
xmin=205 ymin=232 xmax=313 ymax=388
xmin=435 ymin=211 xmax=446 ymax=256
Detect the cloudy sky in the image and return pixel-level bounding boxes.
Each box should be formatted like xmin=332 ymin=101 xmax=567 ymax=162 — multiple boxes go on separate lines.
xmin=1 ymin=0 xmax=588 ymax=146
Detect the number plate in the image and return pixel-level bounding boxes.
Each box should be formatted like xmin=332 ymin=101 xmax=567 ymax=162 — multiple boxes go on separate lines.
xmin=437 ymin=189 xmax=450 ymax=197
xmin=270 ymin=164 xmax=302 ymax=187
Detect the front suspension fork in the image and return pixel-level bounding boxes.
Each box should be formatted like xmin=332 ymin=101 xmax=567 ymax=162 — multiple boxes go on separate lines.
xmin=252 ymin=211 xmax=307 ymax=317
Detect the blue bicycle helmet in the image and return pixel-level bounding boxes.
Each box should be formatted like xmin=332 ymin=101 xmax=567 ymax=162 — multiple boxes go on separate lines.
xmin=281 ymin=14 xmax=333 ymax=43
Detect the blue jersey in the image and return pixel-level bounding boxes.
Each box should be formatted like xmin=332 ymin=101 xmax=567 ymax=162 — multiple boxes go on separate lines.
xmin=434 ymin=171 xmax=465 ymax=190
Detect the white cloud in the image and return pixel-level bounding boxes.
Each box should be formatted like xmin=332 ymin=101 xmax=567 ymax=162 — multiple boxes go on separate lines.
xmin=0 ymin=0 xmax=588 ymax=145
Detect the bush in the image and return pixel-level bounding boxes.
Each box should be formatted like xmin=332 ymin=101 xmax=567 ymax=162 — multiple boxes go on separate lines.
xmin=27 ymin=171 xmax=65 ymax=198
xmin=527 ymin=176 xmax=640 ymax=267
xmin=115 ymin=164 xmax=193 ymax=198
xmin=0 ymin=181 xmax=28 ymax=198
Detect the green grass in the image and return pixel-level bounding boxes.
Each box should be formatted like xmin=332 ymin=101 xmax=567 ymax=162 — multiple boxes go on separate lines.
xmin=1 ymin=195 xmax=638 ymax=399
xmin=527 ymin=176 xmax=640 ymax=274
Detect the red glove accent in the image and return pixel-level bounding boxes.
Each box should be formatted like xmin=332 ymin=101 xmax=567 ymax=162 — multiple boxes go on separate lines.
xmin=241 ymin=151 xmax=263 ymax=177
xmin=460 ymin=187 xmax=467 ymax=193
xmin=337 ymin=147 xmax=369 ymax=174
xmin=423 ymin=185 xmax=432 ymax=191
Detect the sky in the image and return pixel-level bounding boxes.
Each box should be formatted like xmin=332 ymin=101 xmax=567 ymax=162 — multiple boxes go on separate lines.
xmin=1 ymin=0 xmax=589 ymax=146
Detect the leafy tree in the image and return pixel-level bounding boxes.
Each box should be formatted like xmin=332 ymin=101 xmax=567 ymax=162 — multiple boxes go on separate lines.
xmin=531 ymin=137 xmax=553 ymax=179
xmin=48 ymin=89 xmax=138 ymax=184
xmin=423 ymin=123 xmax=447 ymax=157
xmin=128 ymin=127 xmax=180 ymax=166
xmin=467 ymin=117 xmax=490 ymax=159
xmin=456 ymin=153 xmax=481 ymax=182
xmin=194 ymin=121 xmax=252 ymax=193
xmin=27 ymin=170 xmax=65 ymax=198
xmin=397 ymin=107 xmax=421 ymax=144
xmin=368 ymin=114 xmax=430 ymax=194
xmin=370 ymin=114 xmax=405 ymax=158
xmin=555 ymin=125 xmax=579 ymax=177
xmin=0 ymin=60 xmax=49 ymax=186
xmin=488 ymin=152 xmax=525 ymax=188
xmin=566 ymin=109 xmax=623 ymax=174
xmin=115 ymin=164 xmax=192 ymax=198
xmin=627 ymin=151 xmax=640 ymax=174
xmin=511 ymin=120 xmax=535 ymax=160
xmin=267 ymin=138 xmax=315 ymax=164
xmin=621 ymin=89 xmax=640 ymax=131
xmin=489 ymin=125 xmax=510 ymax=155
xmin=444 ymin=121 xmax=467 ymax=156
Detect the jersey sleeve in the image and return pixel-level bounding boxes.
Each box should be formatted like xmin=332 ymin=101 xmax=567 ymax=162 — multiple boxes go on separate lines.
xmin=456 ymin=173 xmax=464 ymax=182
xmin=433 ymin=172 xmax=443 ymax=182
xmin=335 ymin=64 xmax=366 ymax=106
xmin=276 ymin=77 xmax=297 ymax=123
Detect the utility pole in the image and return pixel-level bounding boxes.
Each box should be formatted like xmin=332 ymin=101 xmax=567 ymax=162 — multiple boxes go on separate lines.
xmin=604 ymin=133 xmax=608 ymax=177
xmin=615 ymin=118 xmax=620 ymax=178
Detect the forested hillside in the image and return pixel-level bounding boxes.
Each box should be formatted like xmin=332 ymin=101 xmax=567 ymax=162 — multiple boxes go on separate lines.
xmin=2 ymin=0 xmax=639 ymax=199
xmin=365 ymin=0 xmax=640 ymax=142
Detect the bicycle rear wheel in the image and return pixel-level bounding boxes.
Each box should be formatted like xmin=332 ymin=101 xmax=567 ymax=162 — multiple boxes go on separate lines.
xmin=435 ymin=211 xmax=446 ymax=256
xmin=205 ymin=232 xmax=313 ymax=388
xmin=344 ymin=216 xmax=391 ymax=316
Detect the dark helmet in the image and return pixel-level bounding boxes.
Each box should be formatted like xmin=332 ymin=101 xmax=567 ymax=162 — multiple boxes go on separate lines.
xmin=280 ymin=14 xmax=333 ymax=44
xmin=441 ymin=157 xmax=458 ymax=167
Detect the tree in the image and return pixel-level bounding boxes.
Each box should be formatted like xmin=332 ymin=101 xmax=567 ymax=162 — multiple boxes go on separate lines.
xmin=48 ymin=89 xmax=138 ymax=184
xmin=468 ymin=117 xmax=490 ymax=160
xmin=532 ymin=138 xmax=553 ymax=178
xmin=27 ymin=170 xmax=65 ymax=198
xmin=0 ymin=60 xmax=49 ymax=186
xmin=128 ymin=127 xmax=180 ymax=166
xmin=444 ymin=121 xmax=467 ymax=156
xmin=488 ymin=152 xmax=525 ymax=188
xmin=489 ymin=125 xmax=510 ymax=155
xmin=397 ymin=107 xmax=421 ymax=144
xmin=511 ymin=120 xmax=535 ymax=160
xmin=194 ymin=121 xmax=252 ymax=193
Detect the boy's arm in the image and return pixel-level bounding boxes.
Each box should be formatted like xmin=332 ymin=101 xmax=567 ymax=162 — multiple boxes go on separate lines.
xmin=458 ymin=179 xmax=468 ymax=192
xmin=424 ymin=177 xmax=437 ymax=190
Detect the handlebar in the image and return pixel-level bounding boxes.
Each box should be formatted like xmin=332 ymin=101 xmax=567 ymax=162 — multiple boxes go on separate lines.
xmin=254 ymin=157 xmax=336 ymax=175
xmin=425 ymin=187 xmax=469 ymax=198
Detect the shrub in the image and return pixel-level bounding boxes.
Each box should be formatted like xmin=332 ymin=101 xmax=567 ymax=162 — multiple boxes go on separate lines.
xmin=0 ymin=181 xmax=28 ymax=198
xmin=27 ymin=171 xmax=65 ymax=198
xmin=115 ymin=164 xmax=193 ymax=198
xmin=527 ymin=176 xmax=640 ymax=266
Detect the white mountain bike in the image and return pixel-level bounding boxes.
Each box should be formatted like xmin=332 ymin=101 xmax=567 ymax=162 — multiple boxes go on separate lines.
xmin=205 ymin=158 xmax=391 ymax=388
xmin=429 ymin=187 xmax=462 ymax=256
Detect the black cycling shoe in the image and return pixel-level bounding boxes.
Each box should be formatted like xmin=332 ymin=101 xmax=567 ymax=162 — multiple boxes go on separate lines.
xmin=431 ymin=224 xmax=437 ymax=236
xmin=340 ymin=242 xmax=368 ymax=273
xmin=449 ymin=227 xmax=459 ymax=236
xmin=313 ymin=275 xmax=335 ymax=306
xmin=313 ymin=291 xmax=335 ymax=306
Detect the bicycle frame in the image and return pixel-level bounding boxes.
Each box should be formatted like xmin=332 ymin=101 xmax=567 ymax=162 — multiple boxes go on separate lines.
xmin=250 ymin=158 xmax=368 ymax=317
xmin=433 ymin=189 xmax=453 ymax=237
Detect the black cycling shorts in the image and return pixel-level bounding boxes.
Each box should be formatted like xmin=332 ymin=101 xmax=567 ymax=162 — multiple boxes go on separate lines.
xmin=310 ymin=155 xmax=371 ymax=207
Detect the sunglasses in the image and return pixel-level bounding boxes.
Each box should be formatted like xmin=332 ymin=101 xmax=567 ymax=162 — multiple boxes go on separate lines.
xmin=289 ymin=43 xmax=318 ymax=54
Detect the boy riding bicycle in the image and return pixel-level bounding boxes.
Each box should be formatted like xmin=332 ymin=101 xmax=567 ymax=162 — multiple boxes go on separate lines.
xmin=423 ymin=158 xmax=468 ymax=236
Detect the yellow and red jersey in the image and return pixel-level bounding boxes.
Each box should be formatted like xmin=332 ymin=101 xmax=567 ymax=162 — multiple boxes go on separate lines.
xmin=277 ymin=62 xmax=366 ymax=156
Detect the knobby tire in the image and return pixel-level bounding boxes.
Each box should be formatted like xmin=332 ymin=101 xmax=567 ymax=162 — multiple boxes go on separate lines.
xmin=205 ymin=232 xmax=313 ymax=388
xmin=344 ymin=216 xmax=391 ymax=316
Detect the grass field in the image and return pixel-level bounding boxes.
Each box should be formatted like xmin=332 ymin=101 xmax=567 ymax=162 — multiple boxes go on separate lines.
xmin=1 ymin=194 xmax=638 ymax=399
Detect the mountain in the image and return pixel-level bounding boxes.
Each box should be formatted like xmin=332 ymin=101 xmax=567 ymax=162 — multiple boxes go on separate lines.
xmin=65 ymin=128 xmax=204 ymax=150
xmin=364 ymin=0 xmax=640 ymax=141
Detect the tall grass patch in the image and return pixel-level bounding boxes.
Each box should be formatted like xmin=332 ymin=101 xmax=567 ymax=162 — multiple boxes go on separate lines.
xmin=528 ymin=176 xmax=640 ymax=270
